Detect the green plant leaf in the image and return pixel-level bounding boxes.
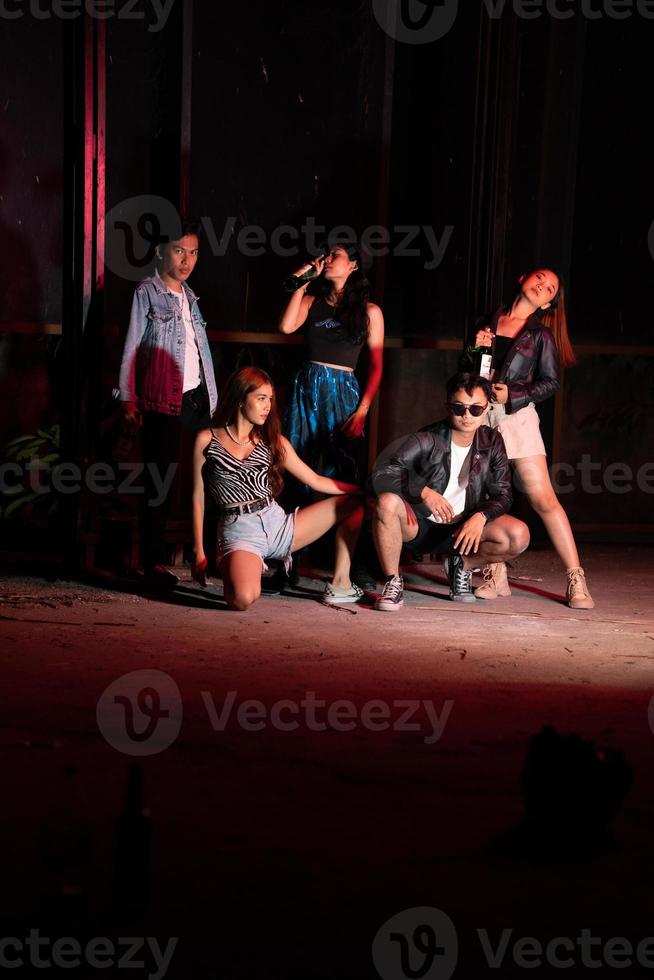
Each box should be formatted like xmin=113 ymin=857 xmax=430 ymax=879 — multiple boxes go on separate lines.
xmin=16 ymin=439 xmax=45 ymax=462
xmin=3 ymin=493 xmax=40 ymax=518
xmin=14 ymin=441 xmax=46 ymax=461
xmin=3 ymin=434 xmax=36 ymax=452
xmin=37 ymin=428 xmax=60 ymax=446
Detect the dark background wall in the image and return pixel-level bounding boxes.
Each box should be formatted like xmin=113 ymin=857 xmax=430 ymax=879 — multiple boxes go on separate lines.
xmin=1 ymin=5 xmax=651 ymax=336
xmin=0 ymin=0 xmax=652 ymax=550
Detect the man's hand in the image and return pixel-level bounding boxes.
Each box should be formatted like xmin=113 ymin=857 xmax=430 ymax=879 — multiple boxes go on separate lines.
xmin=453 ymin=513 xmax=487 ymax=556
xmin=421 ymin=488 xmax=455 ymax=524
xmin=491 ymin=383 xmax=509 ymax=405
xmin=191 ymin=555 xmax=209 ymax=587
xmin=340 ymin=408 xmax=367 ymax=440
xmin=121 ymin=400 xmax=141 ymax=435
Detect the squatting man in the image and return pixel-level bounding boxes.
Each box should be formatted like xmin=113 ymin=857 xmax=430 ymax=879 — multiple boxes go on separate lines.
xmin=371 ymin=372 xmax=530 ymax=610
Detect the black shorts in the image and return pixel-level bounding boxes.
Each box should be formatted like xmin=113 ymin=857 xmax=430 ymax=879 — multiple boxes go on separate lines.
xmin=408 ymin=516 xmax=466 ymax=557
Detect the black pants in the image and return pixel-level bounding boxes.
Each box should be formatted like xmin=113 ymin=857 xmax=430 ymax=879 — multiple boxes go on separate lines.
xmin=139 ymin=385 xmax=210 ymax=569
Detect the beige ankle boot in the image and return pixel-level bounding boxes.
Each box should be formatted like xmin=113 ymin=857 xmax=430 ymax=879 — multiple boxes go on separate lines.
xmin=566 ymin=567 xmax=594 ymax=609
xmin=474 ymin=561 xmax=511 ymax=599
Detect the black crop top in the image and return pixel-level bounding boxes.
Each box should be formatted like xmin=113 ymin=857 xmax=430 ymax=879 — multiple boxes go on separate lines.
xmin=490 ymin=335 xmax=513 ymax=374
xmin=304 ymin=297 xmax=365 ymax=370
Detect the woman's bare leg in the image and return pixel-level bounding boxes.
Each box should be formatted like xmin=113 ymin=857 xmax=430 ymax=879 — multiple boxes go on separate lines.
xmin=333 ymin=505 xmax=365 ymax=588
xmin=292 ymin=495 xmax=363 ymax=588
xmin=511 ymin=455 xmax=581 ymax=569
xmin=463 ymin=514 xmax=530 ymax=568
xmin=220 ymin=551 xmax=264 ymax=611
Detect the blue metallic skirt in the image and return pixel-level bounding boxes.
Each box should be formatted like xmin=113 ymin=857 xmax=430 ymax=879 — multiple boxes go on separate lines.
xmin=284 ymin=362 xmax=366 ymax=485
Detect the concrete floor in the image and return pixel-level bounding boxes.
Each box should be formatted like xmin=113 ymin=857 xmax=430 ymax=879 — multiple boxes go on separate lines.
xmin=1 ymin=544 xmax=653 ymax=978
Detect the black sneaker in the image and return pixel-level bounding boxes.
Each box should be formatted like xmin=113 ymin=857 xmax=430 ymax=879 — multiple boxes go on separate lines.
xmin=374 ymin=575 xmax=404 ymax=612
xmin=447 ymin=553 xmax=476 ymax=603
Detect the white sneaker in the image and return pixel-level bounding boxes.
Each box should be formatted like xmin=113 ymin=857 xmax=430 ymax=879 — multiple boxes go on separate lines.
xmin=321 ymin=582 xmax=364 ymax=605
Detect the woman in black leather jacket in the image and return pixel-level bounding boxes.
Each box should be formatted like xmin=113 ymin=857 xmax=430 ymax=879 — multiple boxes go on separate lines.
xmin=461 ymin=268 xmax=594 ymax=609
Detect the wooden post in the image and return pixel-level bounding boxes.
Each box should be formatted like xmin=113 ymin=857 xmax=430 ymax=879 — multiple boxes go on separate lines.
xmin=61 ymin=15 xmax=106 ymax=566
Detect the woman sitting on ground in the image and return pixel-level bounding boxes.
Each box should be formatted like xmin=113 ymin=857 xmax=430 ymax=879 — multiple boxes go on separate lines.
xmin=191 ymin=367 xmax=364 ymax=611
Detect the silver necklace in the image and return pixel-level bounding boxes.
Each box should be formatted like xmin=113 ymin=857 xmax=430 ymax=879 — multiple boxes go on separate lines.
xmin=225 ymin=424 xmax=253 ymax=448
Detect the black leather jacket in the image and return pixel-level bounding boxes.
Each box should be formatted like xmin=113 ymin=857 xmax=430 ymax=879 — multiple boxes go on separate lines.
xmin=460 ymin=309 xmax=560 ymax=413
xmin=371 ymin=420 xmax=512 ymax=523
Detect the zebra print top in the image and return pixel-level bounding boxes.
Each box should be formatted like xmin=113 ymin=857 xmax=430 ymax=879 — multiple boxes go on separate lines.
xmin=204 ymin=430 xmax=273 ymax=507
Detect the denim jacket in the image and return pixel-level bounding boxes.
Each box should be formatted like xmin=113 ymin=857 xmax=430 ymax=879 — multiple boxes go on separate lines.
xmin=115 ymin=270 xmax=218 ymax=416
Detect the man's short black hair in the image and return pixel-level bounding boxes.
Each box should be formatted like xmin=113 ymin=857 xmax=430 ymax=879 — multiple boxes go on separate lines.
xmin=156 ymin=217 xmax=201 ymax=247
xmin=446 ymin=372 xmax=492 ymax=403
xmin=178 ymin=218 xmax=201 ymax=239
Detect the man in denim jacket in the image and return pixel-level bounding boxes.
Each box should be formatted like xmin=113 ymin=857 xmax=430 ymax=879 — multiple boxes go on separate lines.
xmin=116 ymin=221 xmax=217 ymax=584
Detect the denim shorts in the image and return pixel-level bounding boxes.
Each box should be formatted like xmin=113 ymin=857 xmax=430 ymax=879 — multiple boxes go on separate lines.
xmin=216 ymin=500 xmax=298 ymax=572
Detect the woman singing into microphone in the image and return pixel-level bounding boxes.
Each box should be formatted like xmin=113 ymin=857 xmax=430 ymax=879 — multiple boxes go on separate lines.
xmin=279 ymin=241 xmax=384 ymax=589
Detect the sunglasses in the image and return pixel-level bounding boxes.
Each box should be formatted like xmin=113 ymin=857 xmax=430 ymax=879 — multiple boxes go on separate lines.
xmin=448 ymin=402 xmax=488 ymax=418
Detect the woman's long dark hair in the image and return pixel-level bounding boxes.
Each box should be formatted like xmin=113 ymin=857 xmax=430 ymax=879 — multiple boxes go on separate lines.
xmin=315 ymin=241 xmax=370 ymax=345
xmin=212 ymin=367 xmax=286 ymax=497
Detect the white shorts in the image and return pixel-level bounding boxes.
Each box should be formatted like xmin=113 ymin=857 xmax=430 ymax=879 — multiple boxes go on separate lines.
xmin=487 ymin=402 xmax=547 ymax=459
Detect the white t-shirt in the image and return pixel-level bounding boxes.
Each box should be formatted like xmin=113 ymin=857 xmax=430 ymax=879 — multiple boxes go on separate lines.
xmin=428 ymin=439 xmax=473 ymax=522
xmin=168 ymin=287 xmax=201 ymax=393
